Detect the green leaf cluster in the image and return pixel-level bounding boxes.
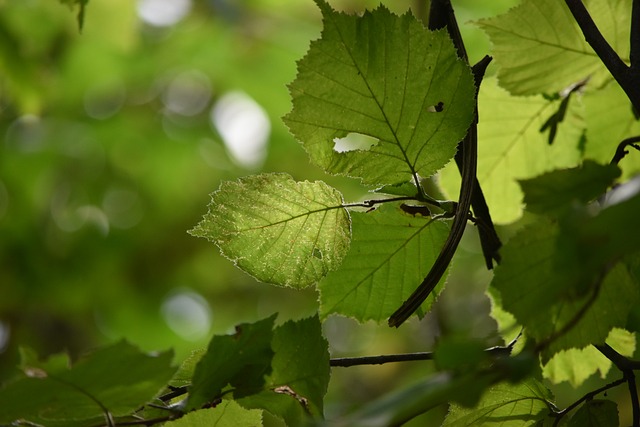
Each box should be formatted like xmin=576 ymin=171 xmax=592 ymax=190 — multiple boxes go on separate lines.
xmin=5 ymin=0 xmax=640 ymax=425
xmin=191 ymin=0 xmax=470 ymax=324
xmin=0 ymin=316 xmax=329 ymax=427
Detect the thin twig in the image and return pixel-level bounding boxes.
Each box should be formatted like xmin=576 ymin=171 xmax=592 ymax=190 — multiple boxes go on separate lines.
xmin=342 ymin=196 xmax=427 ymax=209
xmin=596 ymin=344 xmax=640 ymax=427
xmin=330 ymin=342 xmax=515 ymax=367
xmin=551 ymin=376 xmax=627 ymax=426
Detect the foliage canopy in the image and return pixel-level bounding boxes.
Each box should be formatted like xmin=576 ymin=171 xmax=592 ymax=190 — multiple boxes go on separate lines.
xmin=2 ymin=0 xmax=640 ymax=426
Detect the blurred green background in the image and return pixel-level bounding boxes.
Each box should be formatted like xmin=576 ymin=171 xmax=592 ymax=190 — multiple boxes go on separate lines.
xmin=10 ymin=0 xmax=616 ymax=424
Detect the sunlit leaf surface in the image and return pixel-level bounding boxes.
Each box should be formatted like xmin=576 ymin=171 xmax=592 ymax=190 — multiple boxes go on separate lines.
xmin=285 ymin=0 xmax=475 ymax=185
xmin=543 ymin=328 xmax=636 ymax=387
xmin=477 ymin=0 xmax=629 ymax=95
xmin=439 ymin=78 xmax=583 ymax=223
xmin=190 ymin=173 xmax=350 ymax=288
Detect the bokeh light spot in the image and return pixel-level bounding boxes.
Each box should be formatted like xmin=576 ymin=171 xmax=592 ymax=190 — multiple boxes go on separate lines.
xmin=211 ymin=91 xmax=270 ymax=169
xmin=161 ymin=290 xmax=212 ymax=341
xmin=137 ymin=0 xmax=192 ymax=27
xmin=163 ymin=70 xmax=212 ymax=116
xmin=102 ymin=187 xmax=144 ymax=229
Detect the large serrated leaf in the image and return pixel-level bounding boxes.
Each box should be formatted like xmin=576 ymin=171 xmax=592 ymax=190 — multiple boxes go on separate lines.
xmin=190 ymin=173 xmax=350 ymax=289
xmin=319 ymin=204 xmax=450 ymax=322
xmin=477 ymin=0 xmax=630 ymax=95
xmin=284 ymin=0 xmax=475 ymax=185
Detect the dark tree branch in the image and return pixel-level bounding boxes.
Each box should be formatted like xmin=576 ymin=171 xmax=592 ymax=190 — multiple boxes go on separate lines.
xmin=596 ymin=344 xmax=640 ymax=427
xmin=428 ymin=0 xmax=502 ymax=270
xmin=552 ymin=377 xmax=627 ymax=426
xmin=330 ymin=343 xmax=513 ymax=367
xmin=610 ymin=136 xmax=640 ymax=165
xmin=564 ymin=0 xmax=640 ymax=112
xmin=388 ymin=31 xmax=494 ymax=327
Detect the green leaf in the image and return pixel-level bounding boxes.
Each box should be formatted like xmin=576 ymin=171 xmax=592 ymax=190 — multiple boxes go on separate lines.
xmin=319 ymin=204 xmax=450 ymax=322
xmin=490 ymin=218 xmax=639 ymax=361
xmin=519 ymin=161 xmax=620 ymax=216
xmin=187 ymin=315 xmax=276 ymax=410
xmin=476 ymin=0 xmax=629 ymax=95
xmin=284 ymin=1 xmax=475 ymax=185
xmin=190 ymin=173 xmax=350 ymax=289
xmin=331 ymin=371 xmax=499 ymax=427
xmin=171 ymin=348 xmax=206 ymax=387
xmin=238 ymin=316 xmax=330 ymax=425
xmin=0 ymin=341 xmax=176 ymax=426
xmin=165 ymin=401 xmax=262 ymax=427
xmin=584 ymin=82 xmax=640 ymax=174
xmin=542 ymin=328 xmax=636 ymax=387
xmin=439 ymin=77 xmax=583 ymax=223
xmin=434 ymin=336 xmax=488 ymax=373
xmin=568 ymin=400 xmax=618 ymax=427
xmin=443 ymin=378 xmax=553 ymax=427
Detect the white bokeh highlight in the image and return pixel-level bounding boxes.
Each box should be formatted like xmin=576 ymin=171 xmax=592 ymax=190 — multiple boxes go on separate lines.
xmin=211 ymin=91 xmax=270 ymax=169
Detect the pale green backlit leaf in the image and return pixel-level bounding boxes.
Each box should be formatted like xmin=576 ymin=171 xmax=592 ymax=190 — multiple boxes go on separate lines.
xmin=439 ymin=78 xmax=583 ymax=223
xmin=284 ymin=1 xmax=475 ymax=185
xmin=542 ymin=328 xmax=635 ymax=387
xmin=190 ymin=173 xmax=350 ymax=289
xmin=319 ymin=204 xmax=450 ymax=322
xmin=444 ymin=378 xmax=552 ymax=427
xmin=584 ymin=82 xmax=640 ymax=175
xmin=477 ymin=0 xmax=629 ymax=95
xmin=165 ymin=401 xmax=262 ymax=427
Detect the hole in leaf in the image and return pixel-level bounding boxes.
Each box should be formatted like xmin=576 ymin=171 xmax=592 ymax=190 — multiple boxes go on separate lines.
xmin=312 ymin=248 xmax=323 ymax=259
xmin=426 ymin=101 xmax=444 ymax=113
xmin=333 ymin=133 xmax=378 ymax=153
